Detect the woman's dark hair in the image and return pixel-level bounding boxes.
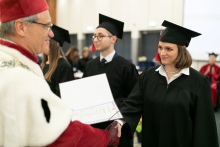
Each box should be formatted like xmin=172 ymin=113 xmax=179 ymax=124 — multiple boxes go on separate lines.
xmin=65 ymin=46 xmax=78 ymax=62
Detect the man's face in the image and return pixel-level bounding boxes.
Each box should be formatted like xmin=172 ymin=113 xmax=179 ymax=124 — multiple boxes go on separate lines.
xmin=93 ymin=28 xmax=113 ymax=52
xmin=25 ymin=10 xmax=54 ymax=55
xmin=209 ymin=55 xmax=216 ymax=65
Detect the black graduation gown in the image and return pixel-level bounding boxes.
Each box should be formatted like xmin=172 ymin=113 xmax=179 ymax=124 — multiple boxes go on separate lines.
xmin=66 ymin=55 xmax=77 ymax=73
xmin=120 ymin=66 xmax=219 ymax=147
xmin=83 ymin=55 xmax=139 ymax=147
xmin=43 ymin=58 xmax=74 ymax=97
xmin=77 ymin=58 xmax=90 ymax=72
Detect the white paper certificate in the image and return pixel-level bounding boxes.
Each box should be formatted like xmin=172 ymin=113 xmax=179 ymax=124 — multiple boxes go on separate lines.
xmin=59 ymin=74 xmax=123 ymax=124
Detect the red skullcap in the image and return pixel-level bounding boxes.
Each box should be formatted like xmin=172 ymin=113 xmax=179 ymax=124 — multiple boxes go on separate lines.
xmin=0 ymin=0 xmax=49 ymax=22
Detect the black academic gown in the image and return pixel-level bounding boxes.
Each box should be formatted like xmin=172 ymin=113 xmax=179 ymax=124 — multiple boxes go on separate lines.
xmin=77 ymin=58 xmax=91 ymax=72
xmin=83 ymin=54 xmax=139 ymax=147
xmin=120 ymin=66 xmax=219 ymax=147
xmin=43 ymin=58 xmax=74 ymax=97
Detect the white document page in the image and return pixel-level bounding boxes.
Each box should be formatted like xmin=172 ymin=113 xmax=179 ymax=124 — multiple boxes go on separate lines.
xmin=59 ymin=74 xmax=123 ymax=124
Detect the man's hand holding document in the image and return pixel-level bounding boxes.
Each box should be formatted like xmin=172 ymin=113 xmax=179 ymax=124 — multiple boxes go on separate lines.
xmin=59 ymin=74 xmax=123 ymax=125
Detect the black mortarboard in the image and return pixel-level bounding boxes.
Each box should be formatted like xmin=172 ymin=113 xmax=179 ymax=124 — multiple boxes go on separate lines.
xmin=97 ymin=14 xmax=124 ymax=39
xmin=160 ymin=20 xmax=201 ymax=47
xmin=51 ymin=25 xmax=71 ymax=47
xmin=209 ymin=52 xmax=218 ymax=57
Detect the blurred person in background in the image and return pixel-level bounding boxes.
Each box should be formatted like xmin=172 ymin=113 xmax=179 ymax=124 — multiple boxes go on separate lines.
xmin=77 ymin=46 xmax=92 ymax=72
xmin=65 ymin=46 xmax=78 ymax=73
xmin=200 ymin=53 xmax=220 ymax=110
xmin=200 ymin=53 xmax=220 ymax=84
xmin=42 ymin=25 xmax=74 ymax=97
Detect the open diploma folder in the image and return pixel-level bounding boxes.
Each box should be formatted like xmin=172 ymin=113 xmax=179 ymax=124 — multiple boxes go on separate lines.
xmin=59 ymin=74 xmax=123 ymax=125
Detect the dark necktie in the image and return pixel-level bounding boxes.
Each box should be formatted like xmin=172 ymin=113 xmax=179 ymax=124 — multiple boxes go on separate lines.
xmin=101 ymin=58 xmax=106 ymax=66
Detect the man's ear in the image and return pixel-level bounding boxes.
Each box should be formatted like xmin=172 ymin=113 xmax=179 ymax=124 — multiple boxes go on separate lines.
xmin=14 ymin=19 xmax=27 ymax=37
xmin=112 ymin=36 xmax=117 ymax=44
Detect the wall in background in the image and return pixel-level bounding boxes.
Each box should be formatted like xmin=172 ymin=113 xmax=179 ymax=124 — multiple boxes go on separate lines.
xmin=47 ymin=0 xmax=57 ymax=25
xmin=56 ymin=0 xmax=184 ymax=34
xmin=56 ymin=0 xmax=184 ymax=64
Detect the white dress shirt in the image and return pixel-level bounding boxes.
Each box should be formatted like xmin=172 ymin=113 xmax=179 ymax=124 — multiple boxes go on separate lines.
xmin=100 ymin=50 xmax=115 ymax=63
xmin=116 ymin=66 xmax=190 ymax=126
xmin=1 ymin=38 xmax=17 ymax=44
xmin=155 ymin=65 xmax=190 ymax=84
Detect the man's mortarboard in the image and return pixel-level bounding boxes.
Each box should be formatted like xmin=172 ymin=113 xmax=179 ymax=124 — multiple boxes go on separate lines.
xmin=51 ymin=25 xmax=71 ymax=47
xmin=97 ymin=14 xmax=124 ymax=39
xmin=209 ymin=52 xmax=218 ymax=57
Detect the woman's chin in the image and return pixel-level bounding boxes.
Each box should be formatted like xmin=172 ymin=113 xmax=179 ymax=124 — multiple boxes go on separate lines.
xmin=161 ymin=61 xmax=170 ymax=65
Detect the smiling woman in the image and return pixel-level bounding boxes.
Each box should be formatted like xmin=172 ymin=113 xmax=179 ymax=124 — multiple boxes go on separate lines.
xmin=117 ymin=20 xmax=219 ymax=147
xmin=158 ymin=43 xmax=192 ymax=69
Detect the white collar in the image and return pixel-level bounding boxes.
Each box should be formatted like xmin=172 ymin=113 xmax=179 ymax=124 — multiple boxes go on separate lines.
xmin=100 ymin=50 xmax=116 ymax=63
xmin=155 ymin=65 xmax=190 ymax=76
xmin=1 ymin=38 xmax=17 ymax=45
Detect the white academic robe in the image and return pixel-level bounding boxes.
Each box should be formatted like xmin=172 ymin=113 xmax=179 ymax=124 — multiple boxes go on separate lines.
xmin=0 ymin=41 xmax=73 ymax=147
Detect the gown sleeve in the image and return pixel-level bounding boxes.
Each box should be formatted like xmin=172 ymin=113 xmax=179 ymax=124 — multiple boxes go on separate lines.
xmin=119 ymin=69 xmax=146 ymax=138
xmin=46 ymin=121 xmax=109 ymax=147
xmin=55 ymin=64 xmax=74 ymax=97
xmin=116 ymin=64 xmax=139 ymax=107
xmin=212 ymin=66 xmax=220 ymax=83
xmin=199 ymin=65 xmax=207 ymax=76
xmin=192 ymin=77 xmax=219 ymax=147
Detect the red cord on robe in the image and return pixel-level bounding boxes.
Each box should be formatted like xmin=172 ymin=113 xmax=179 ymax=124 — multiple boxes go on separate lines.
xmin=211 ymin=83 xmax=218 ymax=107
xmin=91 ymin=43 xmax=96 ymax=52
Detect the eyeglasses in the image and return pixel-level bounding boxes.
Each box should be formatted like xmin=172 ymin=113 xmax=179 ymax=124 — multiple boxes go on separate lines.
xmin=91 ymin=35 xmax=113 ymax=41
xmin=28 ymin=21 xmax=53 ymax=31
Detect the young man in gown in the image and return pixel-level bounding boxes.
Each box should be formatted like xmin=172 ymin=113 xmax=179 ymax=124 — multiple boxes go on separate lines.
xmin=83 ymin=14 xmax=139 ymax=147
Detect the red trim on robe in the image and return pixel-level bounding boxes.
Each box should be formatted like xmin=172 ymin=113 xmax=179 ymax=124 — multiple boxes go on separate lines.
xmin=211 ymin=83 xmax=218 ymax=107
xmin=46 ymin=121 xmax=109 ymax=147
xmin=0 ymin=39 xmax=38 ymax=63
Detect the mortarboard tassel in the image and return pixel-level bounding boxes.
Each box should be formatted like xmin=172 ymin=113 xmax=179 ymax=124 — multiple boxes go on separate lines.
xmin=91 ymin=43 xmax=96 ymax=52
xmin=155 ymin=29 xmax=162 ymax=61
